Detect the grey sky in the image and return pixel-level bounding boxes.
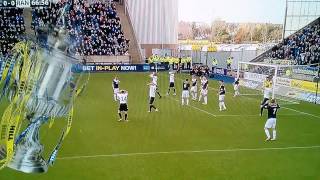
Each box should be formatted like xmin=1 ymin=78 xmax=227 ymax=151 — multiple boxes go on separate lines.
xmin=179 ymin=0 xmax=286 ymax=24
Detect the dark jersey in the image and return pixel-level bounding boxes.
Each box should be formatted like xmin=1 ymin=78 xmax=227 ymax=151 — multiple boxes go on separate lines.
xmin=183 ymin=82 xmax=190 ymax=90
xmin=219 ymin=85 xmax=226 ymax=95
xmin=264 ymin=104 xmax=280 ymax=118
xmin=113 ymin=80 xmax=119 ymax=89
xmin=190 ymin=69 xmax=195 ymax=75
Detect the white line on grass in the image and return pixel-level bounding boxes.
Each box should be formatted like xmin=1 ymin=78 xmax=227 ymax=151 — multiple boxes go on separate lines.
xmin=199 ymin=80 xmax=316 ymax=116
xmin=282 ymin=107 xmax=320 ymax=119
xmin=276 ymin=97 xmax=300 ymax=105
xmin=57 ymin=145 xmax=320 ymax=160
xmin=169 ymin=75 xmax=318 ymax=119
xmin=167 ymin=96 xmax=217 ymax=117
xmin=215 ymin=114 xmax=305 ymax=117
xmin=239 ymin=94 xmax=261 ymax=96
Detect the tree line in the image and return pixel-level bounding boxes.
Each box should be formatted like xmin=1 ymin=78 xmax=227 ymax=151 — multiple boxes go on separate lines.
xmin=178 ymin=20 xmax=283 ymax=43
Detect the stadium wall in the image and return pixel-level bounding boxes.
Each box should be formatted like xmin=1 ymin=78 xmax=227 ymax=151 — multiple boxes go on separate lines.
xmin=181 ymin=50 xmax=265 ymax=70
xmin=125 ymin=0 xmax=178 ymax=58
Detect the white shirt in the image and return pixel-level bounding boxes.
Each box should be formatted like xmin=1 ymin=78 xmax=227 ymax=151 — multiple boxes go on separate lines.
xmin=201 ymin=79 xmax=208 ymax=90
xmin=152 ymin=75 xmax=158 ymax=85
xmin=117 ymin=93 xmax=128 ymax=104
xmin=192 ymin=78 xmax=197 ymax=86
xmin=169 ymin=73 xmax=175 ymax=83
xmin=149 ymin=85 xmax=157 ymax=97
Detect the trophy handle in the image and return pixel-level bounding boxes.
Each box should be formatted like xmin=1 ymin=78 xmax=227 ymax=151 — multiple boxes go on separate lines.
xmin=8 ymin=117 xmax=48 ymax=173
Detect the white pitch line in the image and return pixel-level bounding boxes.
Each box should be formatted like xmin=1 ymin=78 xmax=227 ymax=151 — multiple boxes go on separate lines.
xmin=57 ymin=145 xmax=320 ymax=160
xmin=277 ymin=97 xmax=300 ymax=105
xmin=163 ymin=74 xmax=217 ymax=117
xmin=282 ymin=107 xmax=320 ymax=119
xmin=215 ymin=114 xmax=305 ymax=117
xmin=167 ymin=96 xmax=217 ymax=117
xmin=239 ymin=94 xmax=261 ymax=96
xmin=169 ymin=75 xmax=315 ymax=118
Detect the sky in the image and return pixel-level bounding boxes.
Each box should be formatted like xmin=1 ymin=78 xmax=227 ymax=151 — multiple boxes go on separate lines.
xmin=179 ymin=0 xmax=286 ymax=24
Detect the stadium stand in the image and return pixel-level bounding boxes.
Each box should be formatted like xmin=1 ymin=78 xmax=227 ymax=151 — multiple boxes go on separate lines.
xmin=0 ymin=8 xmax=25 ymax=56
xmin=31 ymin=0 xmax=129 ymax=56
xmin=254 ymin=17 xmax=320 ymax=66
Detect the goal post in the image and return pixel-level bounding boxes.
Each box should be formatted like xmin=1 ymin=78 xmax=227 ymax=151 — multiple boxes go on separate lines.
xmin=237 ymin=61 xmax=278 ymax=99
xmin=237 ymin=61 xmax=320 ymax=104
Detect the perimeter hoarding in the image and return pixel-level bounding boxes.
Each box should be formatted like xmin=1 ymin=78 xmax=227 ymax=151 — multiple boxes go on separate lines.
xmin=72 ymin=64 xmax=169 ymax=73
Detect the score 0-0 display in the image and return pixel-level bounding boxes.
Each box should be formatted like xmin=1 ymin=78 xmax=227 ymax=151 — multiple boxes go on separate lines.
xmin=0 ymin=0 xmax=50 ymax=7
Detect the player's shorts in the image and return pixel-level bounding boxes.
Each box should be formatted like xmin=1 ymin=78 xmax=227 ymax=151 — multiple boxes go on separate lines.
xmin=234 ymin=85 xmax=239 ymax=91
xmin=114 ymin=88 xmax=119 ymax=94
xmin=191 ymin=86 xmax=197 ymax=92
xmin=182 ymin=90 xmax=190 ymax=98
xmin=149 ymin=97 xmax=155 ymax=104
xmin=201 ymin=89 xmax=208 ymax=96
xmin=119 ymin=103 xmax=128 ymax=112
xmin=219 ymin=94 xmax=225 ymax=102
xmin=169 ymin=82 xmax=175 ymax=87
xmin=265 ymin=118 xmax=277 ymax=129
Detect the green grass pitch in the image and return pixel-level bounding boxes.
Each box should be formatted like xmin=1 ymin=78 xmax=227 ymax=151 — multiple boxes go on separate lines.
xmin=0 ymin=72 xmax=320 ymax=180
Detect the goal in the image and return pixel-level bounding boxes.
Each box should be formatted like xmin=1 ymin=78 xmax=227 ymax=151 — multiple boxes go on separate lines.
xmin=237 ymin=61 xmax=320 ymax=104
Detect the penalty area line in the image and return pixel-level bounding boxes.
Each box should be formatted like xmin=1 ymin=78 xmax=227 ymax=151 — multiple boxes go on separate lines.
xmin=215 ymin=114 xmax=306 ymax=117
xmin=167 ymin=96 xmax=217 ymax=117
xmin=57 ymin=145 xmax=320 ymax=160
xmin=282 ymin=107 xmax=320 ymax=119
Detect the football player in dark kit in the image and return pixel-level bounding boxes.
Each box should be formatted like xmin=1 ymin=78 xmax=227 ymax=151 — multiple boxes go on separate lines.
xmin=112 ymin=76 xmax=120 ymax=101
xmin=263 ymin=99 xmax=280 ymax=141
xmin=181 ymin=79 xmax=190 ymax=105
xmin=218 ymin=80 xmax=226 ymax=111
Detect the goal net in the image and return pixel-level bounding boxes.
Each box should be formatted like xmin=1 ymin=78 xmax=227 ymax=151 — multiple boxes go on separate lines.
xmin=237 ymin=61 xmax=320 ymax=104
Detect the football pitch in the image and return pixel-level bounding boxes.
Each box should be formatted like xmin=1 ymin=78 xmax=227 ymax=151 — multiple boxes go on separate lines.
xmin=1 ymin=72 xmax=320 ymax=180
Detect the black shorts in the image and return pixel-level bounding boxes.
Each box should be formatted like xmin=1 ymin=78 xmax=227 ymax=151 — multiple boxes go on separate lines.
xmin=119 ymin=104 xmax=128 ymax=111
xmin=149 ymin=97 xmax=155 ymax=104
xmin=169 ymin=82 xmax=175 ymax=87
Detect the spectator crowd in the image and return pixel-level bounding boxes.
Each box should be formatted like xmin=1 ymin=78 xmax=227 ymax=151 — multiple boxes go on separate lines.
xmin=190 ymin=64 xmax=210 ymax=77
xmin=0 ymin=8 xmax=25 ymax=56
xmin=267 ymin=20 xmax=320 ymax=65
xmin=0 ymin=0 xmax=129 ymax=56
xmin=32 ymin=0 xmax=129 ymax=56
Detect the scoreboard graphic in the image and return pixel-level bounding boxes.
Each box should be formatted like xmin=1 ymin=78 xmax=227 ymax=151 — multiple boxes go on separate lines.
xmin=0 ymin=0 xmax=50 ymax=7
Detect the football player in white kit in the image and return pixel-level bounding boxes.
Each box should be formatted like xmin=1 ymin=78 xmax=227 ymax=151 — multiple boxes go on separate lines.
xmin=233 ymin=78 xmax=240 ymax=97
xmin=148 ymin=83 xmax=159 ymax=112
xmin=167 ymin=71 xmax=176 ymax=95
xmin=263 ymin=99 xmax=280 ymax=141
xmin=198 ymin=76 xmax=208 ymax=105
xmin=190 ymin=75 xmax=198 ymax=100
xmin=150 ymin=72 xmax=162 ymax=98
xmin=181 ymin=79 xmax=190 ymax=105
xmin=218 ymin=80 xmax=227 ymax=111
xmin=117 ymin=90 xmax=128 ymax=122
xmin=260 ymin=76 xmax=273 ymax=116
xmin=112 ymin=76 xmax=120 ymax=101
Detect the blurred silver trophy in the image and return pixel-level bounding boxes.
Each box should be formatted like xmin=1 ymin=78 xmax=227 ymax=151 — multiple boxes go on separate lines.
xmin=0 ymin=2 xmax=88 ymax=174
xmin=6 ymin=27 xmax=81 ymax=173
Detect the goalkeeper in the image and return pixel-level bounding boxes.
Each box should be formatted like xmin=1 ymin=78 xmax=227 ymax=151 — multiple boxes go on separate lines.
xmin=260 ymin=76 xmax=273 ymax=116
